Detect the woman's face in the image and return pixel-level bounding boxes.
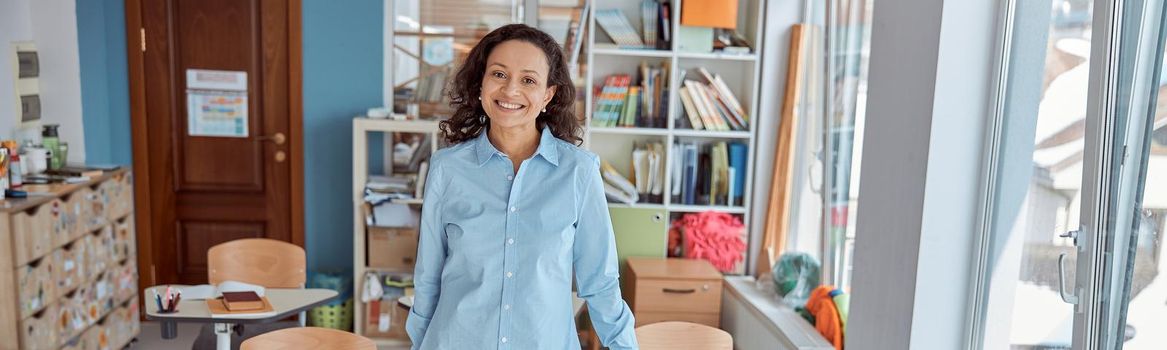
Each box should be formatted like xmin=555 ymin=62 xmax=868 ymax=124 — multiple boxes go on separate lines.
xmin=480 ymin=40 xmax=557 ymax=130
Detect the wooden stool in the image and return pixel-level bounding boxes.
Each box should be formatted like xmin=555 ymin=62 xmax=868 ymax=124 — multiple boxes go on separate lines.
xmin=240 ymin=327 xmax=375 ymax=350
xmin=635 ymin=321 xmax=732 ymax=350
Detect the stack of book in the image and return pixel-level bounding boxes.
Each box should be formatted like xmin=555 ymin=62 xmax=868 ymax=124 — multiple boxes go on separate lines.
xmin=591 ymin=60 xmax=670 ymax=128
xmin=671 ymin=141 xmax=748 ymax=206
xmin=595 ymin=1 xmax=672 ymax=50
xmin=677 ymin=68 xmax=749 ymax=131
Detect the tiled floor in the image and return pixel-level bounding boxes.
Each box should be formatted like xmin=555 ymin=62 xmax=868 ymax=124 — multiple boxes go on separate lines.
xmin=130 ymin=322 xmax=409 ymax=350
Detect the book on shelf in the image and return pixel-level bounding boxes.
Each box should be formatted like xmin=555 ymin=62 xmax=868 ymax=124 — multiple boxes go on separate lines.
xmin=595 ymin=2 xmax=672 ymax=50
xmin=595 ymin=9 xmax=646 ymax=48
xmin=565 ymin=0 xmax=591 ymax=77
xmin=673 ymin=140 xmax=747 ymax=206
xmin=591 ymin=61 xmax=669 ymax=129
xmin=677 ymin=68 xmax=749 ymax=131
xmin=641 ymin=1 xmax=657 ymax=48
xmin=610 ymin=142 xmax=665 ymax=205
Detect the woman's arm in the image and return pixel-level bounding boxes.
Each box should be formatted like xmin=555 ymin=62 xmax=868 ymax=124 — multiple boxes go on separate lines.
xmin=574 ymin=155 xmax=639 ymax=349
xmin=406 ymin=160 xmax=446 ymax=349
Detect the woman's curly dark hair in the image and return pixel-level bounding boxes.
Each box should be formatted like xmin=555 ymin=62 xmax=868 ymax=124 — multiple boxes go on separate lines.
xmin=440 ymin=24 xmax=581 ymax=145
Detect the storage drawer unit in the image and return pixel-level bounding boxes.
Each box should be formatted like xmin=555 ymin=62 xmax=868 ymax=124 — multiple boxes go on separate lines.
xmin=624 ymin=257 xmax=724 ymax=328
xmin=0 ymin=169 xmax=139 ymax=350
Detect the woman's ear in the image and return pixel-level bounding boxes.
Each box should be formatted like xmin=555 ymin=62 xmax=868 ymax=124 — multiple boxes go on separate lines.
xmin=543 ymin=85 xmax=557 ymax=107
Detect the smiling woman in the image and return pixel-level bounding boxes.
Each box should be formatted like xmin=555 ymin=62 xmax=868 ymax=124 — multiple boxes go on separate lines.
xmin=405 ymin=24 xmax=638 ymax=350
xmin=438 ymin=24 xmax=581 ymax=147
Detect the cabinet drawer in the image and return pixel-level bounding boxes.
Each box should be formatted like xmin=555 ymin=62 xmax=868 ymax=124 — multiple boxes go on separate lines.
xmin=78 ymin=187 xmax=108 ymax=234
xmin=113 ymin=260 xmax=138 ymax=303
xmin=633 ymin=279 xmax=722 ymax=314
xmin=85 ymin=226 xmax=115 ymax=273
xmin=108 ymin=296 xmax=140 ymax=348
xmin=60 ymin=192 xmax=85 ymax=243
xmin=103 ymin=173 xmax=133 ymax=220
xmin=17 ymin=258 xmax=55 ymax=318
xmin=53 ymin=243 xmax=89 ymax=297
xmin=634 ymin=311 xmax=720 ymax=328
xmin=13 ymin=201 xmax=56 ymax=265
xmin=20 ymin=303 xmax=59 ymax=350
xmin=112 ymin=217 xmax=135 ymax=262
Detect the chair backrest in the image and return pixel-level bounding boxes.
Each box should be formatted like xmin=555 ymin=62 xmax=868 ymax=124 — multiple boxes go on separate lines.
xmin=208 ymin=238 xmax=306 ymax=288
xmin=635 ymin=321 xmax=733 ymax=350
xmin=240 ymin=327 xmax=375 ymax=350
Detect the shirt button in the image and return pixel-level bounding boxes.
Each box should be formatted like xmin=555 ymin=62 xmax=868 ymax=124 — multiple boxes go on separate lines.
xmin=510 ymin=206 xmax=516 ymax=212
xmin=507 ymin=238 xmax=515 ymax=245
xmin=503 ymin=304 xmax=511 ymax=310
xmin=507 ymin=175 xmax=514 ymax=181
xmin=501 ymin=337 xmax=508 ymax=343
xmin=506 ymin=271 xmax=513 ymax=278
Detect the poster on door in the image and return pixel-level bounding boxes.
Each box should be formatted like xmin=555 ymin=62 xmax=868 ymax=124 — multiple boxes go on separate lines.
xmin=186 ymin=69 xmax=249 ymax=137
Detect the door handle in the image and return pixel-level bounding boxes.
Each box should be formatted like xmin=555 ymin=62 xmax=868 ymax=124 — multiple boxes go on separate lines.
xmin=257 ymin=132 xmax=286 ymax=145
xmin=1057 ymin=252 xmax=1079 ymax=304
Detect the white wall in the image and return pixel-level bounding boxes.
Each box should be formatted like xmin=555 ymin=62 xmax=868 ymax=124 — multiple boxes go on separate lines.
xmin=1 ymin=0 xmax=86 ymax=163
xmin=0 ymin=0 xmax=34 ymax=138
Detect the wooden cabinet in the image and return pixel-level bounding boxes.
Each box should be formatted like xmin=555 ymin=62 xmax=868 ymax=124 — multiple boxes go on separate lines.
xmin=0 ymin=169 xmax=139 ymax=350
xmin=624 ymin=257 xmax=723 ymax=328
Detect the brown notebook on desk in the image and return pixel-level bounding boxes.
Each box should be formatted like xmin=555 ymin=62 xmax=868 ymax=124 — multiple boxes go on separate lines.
xmin=207 ymin=295 xmax=275 ymax=316
xmin=221 ymin=291 xmax=265 ymax=311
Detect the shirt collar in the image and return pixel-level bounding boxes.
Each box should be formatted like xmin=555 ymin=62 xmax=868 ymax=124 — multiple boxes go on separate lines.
xmin=474 ymin=126 xmax=560 ymax=167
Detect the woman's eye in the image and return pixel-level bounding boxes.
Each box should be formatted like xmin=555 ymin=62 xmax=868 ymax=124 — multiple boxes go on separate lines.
xmin=493 ymin=71 xmax=506 ymax=79
xmin=523 ymin=78 xmax=536 ymax=85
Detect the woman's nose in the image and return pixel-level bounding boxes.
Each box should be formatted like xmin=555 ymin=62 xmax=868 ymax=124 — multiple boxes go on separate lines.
xmin=503 ymin=79 xmax=521 ymax=95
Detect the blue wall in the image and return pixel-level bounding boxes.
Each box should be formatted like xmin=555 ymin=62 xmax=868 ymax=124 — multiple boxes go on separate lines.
xmin=303 ymin=0 xmax=383 ymax=272
xmin=77 ymin=0 xmax=384 ymax=273
xmin=77 ymin=0 xmax=132 ymax=166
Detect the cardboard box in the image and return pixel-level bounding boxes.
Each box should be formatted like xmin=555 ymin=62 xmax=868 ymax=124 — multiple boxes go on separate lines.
xmin=367 ymin=226 xmax=419 ymax=270
xmin=363 ymin=298 xmax=409 ymax=340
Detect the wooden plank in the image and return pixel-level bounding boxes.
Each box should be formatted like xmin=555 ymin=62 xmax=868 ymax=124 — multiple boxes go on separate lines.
xmin=757 ymin=24 xmax=810 ymax=278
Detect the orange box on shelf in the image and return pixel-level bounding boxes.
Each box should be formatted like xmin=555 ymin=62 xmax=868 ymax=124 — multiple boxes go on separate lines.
xmin=680 ymin=0 xmax=738 ymax=29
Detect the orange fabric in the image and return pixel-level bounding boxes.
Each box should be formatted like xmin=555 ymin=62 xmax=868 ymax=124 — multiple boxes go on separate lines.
xmin=805 ymin=286 xmax=844 ymax=350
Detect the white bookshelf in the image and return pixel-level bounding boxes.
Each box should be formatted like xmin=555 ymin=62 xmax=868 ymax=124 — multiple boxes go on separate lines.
xmin=584 ymin=0 xmax=766 ymax=273
xmin=351 ymin=117 xmax=441 ymax=346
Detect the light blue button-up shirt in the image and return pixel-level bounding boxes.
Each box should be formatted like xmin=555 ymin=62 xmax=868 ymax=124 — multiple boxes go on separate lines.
xmin=406 ymin=127 xmax=639 ymax=349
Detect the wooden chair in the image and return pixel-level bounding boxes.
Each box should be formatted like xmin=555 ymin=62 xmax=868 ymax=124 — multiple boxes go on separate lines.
xmin=635 ymin=321 xmax=733 ymax=350
xmin=208 ymin=238 xmax=307 ymax=288
xmin=193 ymin=238 xmax=308 ymax=350
xmin=240 ymin=327 xmax=375 ymax=350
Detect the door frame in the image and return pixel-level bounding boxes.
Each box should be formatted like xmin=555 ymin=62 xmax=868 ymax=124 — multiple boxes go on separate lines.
xmin=124 ymin=0 xmax=305 ymax=290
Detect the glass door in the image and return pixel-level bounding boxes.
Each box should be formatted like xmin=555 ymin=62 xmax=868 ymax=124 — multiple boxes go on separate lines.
xmin=1083 ymin=0 xmax=1167 ymax=348
xmin=975 ymin=0 xmax=1167 ymax=348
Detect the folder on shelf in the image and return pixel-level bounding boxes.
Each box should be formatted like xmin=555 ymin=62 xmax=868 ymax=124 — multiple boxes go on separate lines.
xmin=601 ymin=160 xmax=639 ymax=204
xmin=680 ymin=0 xmax=738 ymax=29
xmin=728 ymin=142 xmax=748 ymax=206
xmin=682 ymin=142 xmax=698 ymax=205
xmin=632 ymin=145 xmax=649 ymax=195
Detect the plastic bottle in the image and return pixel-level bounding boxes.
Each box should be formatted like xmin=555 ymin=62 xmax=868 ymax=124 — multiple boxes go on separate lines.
xmin=9 ymin=154 xmax=21 ymax=188
xmin=42 ymin=124 xmax=61 ymax=170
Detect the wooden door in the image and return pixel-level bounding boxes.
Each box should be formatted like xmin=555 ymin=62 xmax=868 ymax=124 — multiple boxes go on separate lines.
xmin=127 ymin=0 xmax=304 ymax=286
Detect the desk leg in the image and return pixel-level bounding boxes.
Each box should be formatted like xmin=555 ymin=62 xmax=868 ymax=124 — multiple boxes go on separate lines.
xmin=160 ymin=321 xmax=177 ymax=339
xmin=214 ymin=323 xmax=233 ymax=350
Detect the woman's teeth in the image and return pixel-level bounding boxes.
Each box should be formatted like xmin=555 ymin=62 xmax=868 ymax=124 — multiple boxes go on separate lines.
xmin=497 ymin=101 xmax=525 ymax=110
